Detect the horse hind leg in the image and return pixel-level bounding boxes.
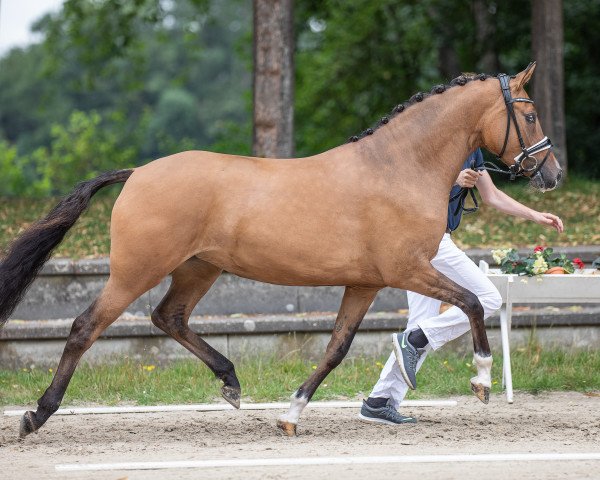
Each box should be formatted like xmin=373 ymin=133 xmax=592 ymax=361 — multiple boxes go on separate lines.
xmin=19 ymin=276 xmax=147 ymax=438
xmin=277 ymin=286 xmax=379 ymax=436
xmin=150 ymin=258 xmax=241 ymax=408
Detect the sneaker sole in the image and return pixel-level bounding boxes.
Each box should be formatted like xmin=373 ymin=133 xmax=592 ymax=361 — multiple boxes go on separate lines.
xmin=357 ymin=413 xmax=416 ymax=425
xmin=392 ymin=333 xmax=416 ymax=390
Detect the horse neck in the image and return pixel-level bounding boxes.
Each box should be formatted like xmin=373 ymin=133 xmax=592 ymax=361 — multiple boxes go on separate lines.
xmin=357 ymin=80 xmax=497 ymax=191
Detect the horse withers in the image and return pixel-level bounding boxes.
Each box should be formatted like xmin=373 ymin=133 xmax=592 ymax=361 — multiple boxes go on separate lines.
xmin=0 ymin=62 xmax=561 ymax=438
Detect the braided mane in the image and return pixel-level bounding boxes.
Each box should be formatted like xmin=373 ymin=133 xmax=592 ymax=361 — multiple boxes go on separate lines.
xmin=348 ymin=73 xmax=494 ymax=143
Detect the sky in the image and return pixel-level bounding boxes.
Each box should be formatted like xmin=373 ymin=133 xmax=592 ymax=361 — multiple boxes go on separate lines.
xmin=0 ymin=0 xmax=65 ymax=57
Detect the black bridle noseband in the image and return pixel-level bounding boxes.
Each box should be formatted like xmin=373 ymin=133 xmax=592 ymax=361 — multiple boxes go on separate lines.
xmin=485 ymin=73 xmax=553 ymax=181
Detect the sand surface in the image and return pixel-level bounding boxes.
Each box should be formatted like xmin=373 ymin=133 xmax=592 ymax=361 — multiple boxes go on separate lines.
xmin=1 ymin=392 xmax=599 ymax=479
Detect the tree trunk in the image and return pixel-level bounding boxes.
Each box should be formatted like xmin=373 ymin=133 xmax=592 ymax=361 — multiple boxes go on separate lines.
xmin=531 ymin=0 xmax=567 ymax=174
xmin=252 ymin=0 xmax=294 ymax=158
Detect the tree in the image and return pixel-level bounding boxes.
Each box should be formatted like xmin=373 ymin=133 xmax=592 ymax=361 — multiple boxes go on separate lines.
xmin=252 ymin=0 xmax=294 ymax=158
xmin=531 ymin=0 xmax=567 ymax=174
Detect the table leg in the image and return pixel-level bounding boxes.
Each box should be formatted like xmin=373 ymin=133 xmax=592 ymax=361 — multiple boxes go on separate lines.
xmin=500 ymin=306 xmax=514 ymax=404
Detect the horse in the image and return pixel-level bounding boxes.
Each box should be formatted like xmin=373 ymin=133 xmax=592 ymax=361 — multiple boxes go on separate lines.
xmin=0 ymin=62 xmax=561 ymax=438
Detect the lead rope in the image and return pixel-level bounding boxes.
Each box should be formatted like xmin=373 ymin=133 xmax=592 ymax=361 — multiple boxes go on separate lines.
xmin=449 ymin=186 xmax=479 ymax=216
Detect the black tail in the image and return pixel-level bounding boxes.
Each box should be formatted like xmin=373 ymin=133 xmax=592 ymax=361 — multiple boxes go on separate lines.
xmin=0 ymin=169 xmax=133 ymax=327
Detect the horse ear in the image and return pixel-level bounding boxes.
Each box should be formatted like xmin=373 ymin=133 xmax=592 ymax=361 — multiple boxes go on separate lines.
xmin=514 ymin=62 xmax=536 ymax=89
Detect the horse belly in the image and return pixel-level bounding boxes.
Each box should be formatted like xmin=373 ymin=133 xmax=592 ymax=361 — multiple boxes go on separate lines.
xmin=197 ymin=218 xmax=382 ymax=287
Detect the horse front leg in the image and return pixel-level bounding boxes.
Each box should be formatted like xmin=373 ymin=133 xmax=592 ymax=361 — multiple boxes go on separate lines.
xmin=407 ymin=265 xmax=492 ymax=404
xmin=277 ymin=286 xmax=379 ymax=436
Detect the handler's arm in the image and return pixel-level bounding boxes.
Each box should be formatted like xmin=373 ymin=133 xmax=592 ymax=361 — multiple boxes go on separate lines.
xmin=476 ymin=171 xmax=564 ymax=233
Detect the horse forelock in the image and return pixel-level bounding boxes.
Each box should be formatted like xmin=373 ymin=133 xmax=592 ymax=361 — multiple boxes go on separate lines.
xmin=348 ymin=73 xmax=493 ymax=143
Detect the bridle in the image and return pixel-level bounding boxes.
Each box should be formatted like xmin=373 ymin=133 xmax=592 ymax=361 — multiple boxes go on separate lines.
xmin=484 ymin=73 xmax=553 ymax=181
xmin=451 ymin=72 xmax=554 ymax=217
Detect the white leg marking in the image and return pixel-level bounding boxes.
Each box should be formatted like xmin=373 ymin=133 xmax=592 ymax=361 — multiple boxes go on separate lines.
xmin=278 ymin=392 xmax=308 ymax=424
xmin=471 ymin=353 xmax=493 ymax=388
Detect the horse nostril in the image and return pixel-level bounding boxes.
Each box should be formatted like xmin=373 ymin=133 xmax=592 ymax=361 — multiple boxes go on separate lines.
xmin=556 ymin=169 xmax=563 ymax=183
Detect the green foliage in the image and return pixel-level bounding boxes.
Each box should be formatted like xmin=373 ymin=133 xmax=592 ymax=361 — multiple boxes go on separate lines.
xmin=563 ymin=0 xmax=600 ymax=176
xmin=0 ymin=0 xmax=252 ymax=189
xmin=294 ymin=0 xmax=438 ymax=155
xmin=32 ymin=111 xmax=138 ymax=196
xmin=0 ymin=141 xmax=28 ymax=196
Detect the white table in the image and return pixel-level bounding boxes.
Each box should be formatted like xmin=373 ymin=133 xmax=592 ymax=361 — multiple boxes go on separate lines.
xmin=481 ymin=265 xmax=600 ymax=403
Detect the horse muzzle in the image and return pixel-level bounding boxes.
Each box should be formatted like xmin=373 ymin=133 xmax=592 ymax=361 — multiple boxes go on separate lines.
xmin=530 ymin=168 xmax=562 ymax=192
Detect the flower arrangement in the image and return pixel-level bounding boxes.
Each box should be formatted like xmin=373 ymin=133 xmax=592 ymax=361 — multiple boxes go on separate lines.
xmin=491 ymin=246 xmax=582 ymax=276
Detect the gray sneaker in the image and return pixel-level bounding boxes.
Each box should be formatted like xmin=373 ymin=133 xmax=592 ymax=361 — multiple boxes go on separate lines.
xmin=358 ymin=399 xmax=417 ymax=425
xmin=392 ymin=331 xmax=420 ymax=390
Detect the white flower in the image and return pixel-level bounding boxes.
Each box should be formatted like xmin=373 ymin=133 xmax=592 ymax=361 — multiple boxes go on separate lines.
xmin=492 ymin=248 xmax=511 ymax=264
xmin=532 ymin=256 xmax=548 ymax=275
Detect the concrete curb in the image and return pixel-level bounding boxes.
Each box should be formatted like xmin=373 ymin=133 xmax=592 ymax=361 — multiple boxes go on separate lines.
xmin=3 ymin=308 xmax=600 ymax=368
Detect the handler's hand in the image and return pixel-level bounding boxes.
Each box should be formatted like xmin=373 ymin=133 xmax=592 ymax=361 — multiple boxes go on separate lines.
xmin=455 ymin=169 xmax=483 ymax=188
xmin=532 ymin=212 xmax=564 ymax=233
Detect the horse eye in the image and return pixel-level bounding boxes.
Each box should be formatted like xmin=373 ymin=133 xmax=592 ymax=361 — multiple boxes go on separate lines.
xmin=525 ymin=113 xmax=536 ymax=124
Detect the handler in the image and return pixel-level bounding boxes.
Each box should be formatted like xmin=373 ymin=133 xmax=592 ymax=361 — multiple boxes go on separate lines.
xmin=359 ymin=148 xmax=564 ymax=425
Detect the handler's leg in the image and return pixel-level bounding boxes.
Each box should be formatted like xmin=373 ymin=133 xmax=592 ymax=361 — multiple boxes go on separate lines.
xmin=277 ymin=286 xmax=379 ymax=436
xmin=367 ymin=291 xmax=439 ymax=409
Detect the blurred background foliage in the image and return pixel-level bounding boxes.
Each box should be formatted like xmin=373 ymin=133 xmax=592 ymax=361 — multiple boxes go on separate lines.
xmin=0 ymin=0 xmax=598 ymax=196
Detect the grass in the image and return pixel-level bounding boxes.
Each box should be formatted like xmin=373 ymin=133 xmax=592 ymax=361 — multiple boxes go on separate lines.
xmin=1 ymin=347 xmax=598 ymax=407
xmin=0 ymin=176 xmax=598 ymax=258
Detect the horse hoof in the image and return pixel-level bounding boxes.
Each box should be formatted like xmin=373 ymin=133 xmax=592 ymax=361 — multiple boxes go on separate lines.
xmin=221 ymin=385 xmax=241 ymax=409
xmin=471 ymin=382 xmax=490 ymax=404
xmin=19 ymin=411 xmax=37 ymax=438
xmin=277 ymin=419 xmax=297 ymax=437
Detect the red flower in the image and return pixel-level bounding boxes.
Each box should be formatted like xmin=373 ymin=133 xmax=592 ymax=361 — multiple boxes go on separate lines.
xmin=573 ymin=258 xmax=585 ymax=270
xmin=534 ymin=246 xmax=544 ymax=253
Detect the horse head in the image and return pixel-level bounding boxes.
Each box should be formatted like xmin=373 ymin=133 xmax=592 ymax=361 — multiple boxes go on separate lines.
xmin=482 ymin=62 xmax=563 ymax=191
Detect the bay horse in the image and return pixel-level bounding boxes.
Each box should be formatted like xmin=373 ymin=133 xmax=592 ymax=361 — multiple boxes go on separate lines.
xmin=0 ymin=63 xmax=561 ymax=438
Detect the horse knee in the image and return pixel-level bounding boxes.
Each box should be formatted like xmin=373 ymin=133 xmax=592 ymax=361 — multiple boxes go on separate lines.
xmin=38 ymin=396 xmax=61 ymax=415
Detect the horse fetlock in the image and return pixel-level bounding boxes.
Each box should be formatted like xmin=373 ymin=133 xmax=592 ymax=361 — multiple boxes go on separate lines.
xmin=38 ymin=396 xmax=60 ymax=415
xmin=277 ymin=392 xmax=308 ymax=435
xmin=472 ymin=353 xmax=493 ymax=387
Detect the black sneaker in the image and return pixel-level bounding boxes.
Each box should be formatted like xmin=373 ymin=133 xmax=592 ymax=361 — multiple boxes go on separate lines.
xmin=358 ymin=399 xmax=417 ymax=425
xmin=392 ymin=331 xmax=420 ymax=390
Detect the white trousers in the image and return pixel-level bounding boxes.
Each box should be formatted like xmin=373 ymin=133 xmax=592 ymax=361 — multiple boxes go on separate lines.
xmin=369 ymin=234 xmax=502 ymax=409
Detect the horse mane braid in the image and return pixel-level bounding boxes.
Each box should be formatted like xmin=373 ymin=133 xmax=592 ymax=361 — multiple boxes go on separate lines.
xmin=348 ymin=73 xmax=492 ymax=143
